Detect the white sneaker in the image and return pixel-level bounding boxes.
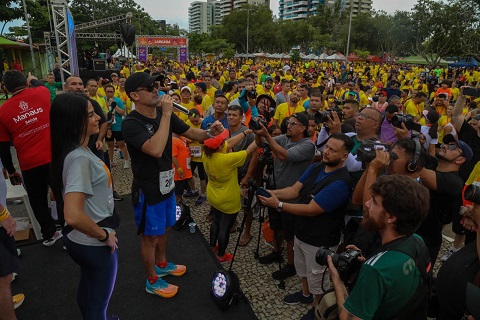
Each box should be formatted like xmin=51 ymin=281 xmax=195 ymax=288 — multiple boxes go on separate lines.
xmin=42 ymin=231 xmax=63 ymax=247
xmin=440 ymin=248 xmax=458 ymax=262
xmin=123 ymin=160 xmax=130 ymax=169
xmin=17 ymin=248 xmax=21 ymax=256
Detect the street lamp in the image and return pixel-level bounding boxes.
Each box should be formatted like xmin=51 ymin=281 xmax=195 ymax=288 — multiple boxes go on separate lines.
xmin=345 ymin=0 xmax=354 ymax=64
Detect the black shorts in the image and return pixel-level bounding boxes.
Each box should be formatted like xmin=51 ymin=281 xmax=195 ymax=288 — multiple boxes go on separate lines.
xmin=0 ymin=228 xmax=20 ymax=277
xmin=191 ymin=161 xmax=206 ymax=181
xmin=267 ymin=207 xmax=295 ymax=241
xmin=175 ymin=179 xmax=188 ymax=196
xmin=105 ymin=130 xmax=124 ymax=142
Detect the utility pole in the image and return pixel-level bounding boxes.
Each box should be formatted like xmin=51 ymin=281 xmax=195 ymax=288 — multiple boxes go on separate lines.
xmin=246 ymin=8 xmax=250 ymax=55
xmin=22 ymin=0 xmax=37 ymax=74
xmin=345 ymin=0 xmax=354 ymax=64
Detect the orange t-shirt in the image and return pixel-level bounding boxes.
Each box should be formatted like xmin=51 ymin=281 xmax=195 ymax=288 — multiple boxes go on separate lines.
xmin=172 ymin=136 xmax=192 ymax=181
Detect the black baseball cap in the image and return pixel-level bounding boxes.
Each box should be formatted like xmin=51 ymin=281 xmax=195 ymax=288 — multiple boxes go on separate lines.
xmin=125 ymin=72 xmax=164 ymax=97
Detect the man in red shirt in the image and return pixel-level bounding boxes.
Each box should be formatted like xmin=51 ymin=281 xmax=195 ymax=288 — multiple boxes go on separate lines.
xmin=0 ymin=70 xmax=62 ymax=246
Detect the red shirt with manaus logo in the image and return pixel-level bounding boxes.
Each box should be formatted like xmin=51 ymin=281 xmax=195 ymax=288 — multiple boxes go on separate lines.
xmin=0 ymin=86 xmax=51 ymax=170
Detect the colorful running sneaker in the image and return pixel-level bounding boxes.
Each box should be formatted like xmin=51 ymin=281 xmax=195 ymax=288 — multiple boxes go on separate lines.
xmin=155 ymin=262 xmax=186 ymax=277
xmin=145 ymin=278 xmax=178 ymax=298
xmin=13 ymin=293 xmax=25 ymax=309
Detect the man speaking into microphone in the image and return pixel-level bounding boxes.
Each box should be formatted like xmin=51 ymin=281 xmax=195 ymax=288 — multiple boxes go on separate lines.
xmin=122 ymin=72 xmax=225 ymax=298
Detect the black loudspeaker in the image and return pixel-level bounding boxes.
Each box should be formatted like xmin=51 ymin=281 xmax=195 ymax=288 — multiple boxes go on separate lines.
xmin=93 ymin=59 xmax=106 ymax=71
xmin=120 ymin=23 xmax=136 ymax=47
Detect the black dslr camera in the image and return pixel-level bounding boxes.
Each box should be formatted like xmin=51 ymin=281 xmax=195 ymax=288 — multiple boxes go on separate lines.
xmin=246 ymin=89 xmax=257 ymax=100
xmin=316 ymin=247 xmax=362 ymax=282
xmin=249 ymin=117 xmax=268 ymax=131
xmin=392 ymin=114 xmax=421 ymax=132
xmin=355 ymin=140 xmax=396 ymax=170
xmin=315 ymin=106 xmax=344 ymax=123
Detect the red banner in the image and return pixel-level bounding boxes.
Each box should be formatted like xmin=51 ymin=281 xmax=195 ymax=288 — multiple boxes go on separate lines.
xmin=137 ymin=37 xmax=187 ymax=47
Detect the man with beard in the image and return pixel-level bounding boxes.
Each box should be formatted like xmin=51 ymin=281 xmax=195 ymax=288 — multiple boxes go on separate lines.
xmin=257 ymin=75 xmax=275 ymax=99
xmin=415 ymin=134 xmax=471 ymax=266
xmin=273 ymin=90 xmax=304 ymax=127
xmin=258 ymin=133 xmax=353 ymax=320
xmin=329 ymin=175 xmax=430 ymax=320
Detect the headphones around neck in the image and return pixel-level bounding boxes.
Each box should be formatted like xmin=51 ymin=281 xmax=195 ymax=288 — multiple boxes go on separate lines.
xmin=407 ymin=138 xmax=421 ymax=173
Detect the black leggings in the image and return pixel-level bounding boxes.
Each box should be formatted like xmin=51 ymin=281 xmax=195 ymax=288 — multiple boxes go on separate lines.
xmin=209 ymin=207 xmax=237 ymax=256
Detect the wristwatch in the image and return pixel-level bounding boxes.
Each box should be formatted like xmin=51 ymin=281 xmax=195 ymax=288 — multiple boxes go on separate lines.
xmin=206 ymin=129 xmax=214 ymax=139
xmin=276 ymin=201 xmax=283 ymax=212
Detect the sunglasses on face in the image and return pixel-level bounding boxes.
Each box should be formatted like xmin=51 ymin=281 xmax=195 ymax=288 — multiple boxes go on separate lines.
xmin=135 ymin=82 xmax=159 ymax=93
xmin=286 ymin=120 xmax=304 ymax=127
xmin=441 ymin=143 xmax=462 ymax=155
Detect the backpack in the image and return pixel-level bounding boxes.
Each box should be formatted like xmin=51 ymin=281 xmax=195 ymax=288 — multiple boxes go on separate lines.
xmin=378 ymin=235 xmax=432 ymax=320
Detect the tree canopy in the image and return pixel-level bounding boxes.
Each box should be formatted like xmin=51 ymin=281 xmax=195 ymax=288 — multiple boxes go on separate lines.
xmin=1 ymin=0 xmax=479 ymax=63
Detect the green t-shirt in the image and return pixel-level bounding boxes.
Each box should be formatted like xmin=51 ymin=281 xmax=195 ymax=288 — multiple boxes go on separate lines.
xmin=44 ymin=82 xmax=63 ymax=102
xmin=344 ymin=237 xmax=424 ymax=319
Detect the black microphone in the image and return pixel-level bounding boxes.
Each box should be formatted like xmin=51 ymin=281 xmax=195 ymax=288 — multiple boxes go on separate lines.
xmin=172 ymin=102 xmax=192 ymax=115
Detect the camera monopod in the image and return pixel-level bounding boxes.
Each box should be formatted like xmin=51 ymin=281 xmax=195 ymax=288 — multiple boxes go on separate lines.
xmin=210 ymin=179 xmax=257 ymax=310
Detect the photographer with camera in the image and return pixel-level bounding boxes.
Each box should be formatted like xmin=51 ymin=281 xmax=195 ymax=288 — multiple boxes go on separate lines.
xmin=351 ymin=138 xmax=429 ymax=254
xmin=416 ymin=134 xmax=471 ymax=266
xmin=329 ymin=175 xmax=430 ymax=320
xmin=258 ymin=133 xmax=353 ymax=320
xmin=249 ymin=113 xmax=315 ymax=280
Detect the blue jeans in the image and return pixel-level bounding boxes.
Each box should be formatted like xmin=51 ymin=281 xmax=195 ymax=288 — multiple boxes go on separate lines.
xmin=64 ymin=236 xmax=118 ymax=320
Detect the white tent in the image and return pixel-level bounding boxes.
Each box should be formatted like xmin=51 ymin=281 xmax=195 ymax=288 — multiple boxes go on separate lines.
xmin=113 ymin=46 xmax=136 ymax=59
xmin=317 ymin=53 xmax=328 ymax=60
xmin=325 ymin=53 xmax=344 ymax=61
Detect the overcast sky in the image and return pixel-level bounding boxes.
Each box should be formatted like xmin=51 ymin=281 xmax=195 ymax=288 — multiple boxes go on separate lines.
xmin=4 ymin=0 xmax=419 ymax=33
xmin=135 ymin=0 xmax=419 ymax=30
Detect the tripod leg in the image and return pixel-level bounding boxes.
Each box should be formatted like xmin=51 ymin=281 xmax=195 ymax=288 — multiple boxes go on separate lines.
xmin=254 ymin=204 xmax=264 ymax=259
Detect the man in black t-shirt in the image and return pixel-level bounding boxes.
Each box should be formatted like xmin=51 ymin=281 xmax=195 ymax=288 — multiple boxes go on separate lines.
xmin=453 ymin=90 xmax=480 ymax=181
xmin=416 ymin=134 xmax=472 ymax=266
xmin=122 ymin=72 xmax=224 ymax=299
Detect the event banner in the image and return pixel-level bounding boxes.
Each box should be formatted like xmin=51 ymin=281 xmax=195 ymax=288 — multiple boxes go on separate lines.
xmin=179 ymin=47 xmax=188 ymax=63
xmin=137 ymin=37 xmax=187 ymax=47
xmin=138 ymin=46 xmax=147 ymax=62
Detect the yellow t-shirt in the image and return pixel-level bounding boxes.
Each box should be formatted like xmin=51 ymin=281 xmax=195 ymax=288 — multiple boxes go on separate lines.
xmin=206 ymin=87 xmax=217 ymax=99
xmin=466 ymin=161 xmax=480 ymax=186
xmin=257 ymin=87 xmax=275 ymax=99
xmin=405 ymin=100 xmax=424 ymax=118
xmin=201 ymin=94 xmax=213 ymax=113
xmin=115 ymin=90 xmax=132 ymax=115
xmin=121 ymin=66 xmax=130 ymax=78
xmin=203 ymin=150 xmax=247 ymax=214
xmin=451 ymin=87 xmax=461 ymax=101
xmin=89 ymin=95 xmax=108 ymax=115
xmin=273 ymin=102 xmax=305 ymax=125
xmin=179 ymin=101 xmax=195 ymax=122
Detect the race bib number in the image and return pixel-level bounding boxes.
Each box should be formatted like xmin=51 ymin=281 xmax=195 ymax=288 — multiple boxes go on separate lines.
xmin=159 ymin=169 xmax=175 ymax=195
xmin=186 ymin=158 xmax=191 ymax=170
xmin=189 ymin=146 xmax=202 ymax=158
